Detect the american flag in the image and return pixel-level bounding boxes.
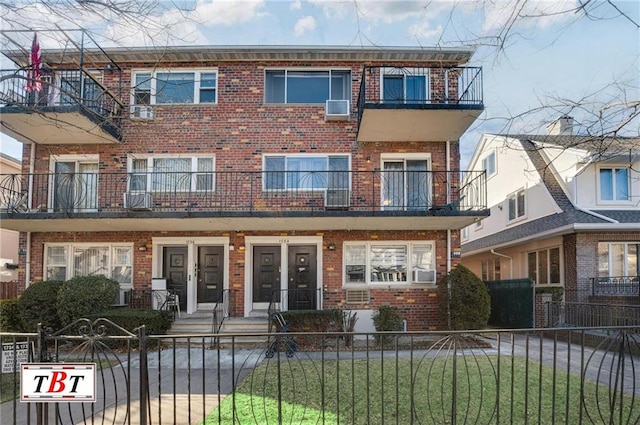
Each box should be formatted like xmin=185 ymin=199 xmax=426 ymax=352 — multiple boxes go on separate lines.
xmin=26 ymin=33 xmax=42 ymax=93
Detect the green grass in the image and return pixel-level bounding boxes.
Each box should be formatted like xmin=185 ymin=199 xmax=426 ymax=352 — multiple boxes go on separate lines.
xmin=207 ymin=355 xmax=638 ymax=424
xmin=1 ymin=373 xmax=19 ymax=403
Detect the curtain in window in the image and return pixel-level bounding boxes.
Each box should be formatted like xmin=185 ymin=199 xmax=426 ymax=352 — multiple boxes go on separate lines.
xmin=406 ymin=76 xmax=426 ymax=103
xmin=77 ymin=163 xmax=98 ymax=210
xmin=615 ymin=168 xmax=629 ymax=200
xmin=152 ymin=158 xmax=191 ymax=191
xmin=382 ymin=162 xmax=404 ymax=210
xmin=156 ymin=72 xmax=194 ymax=104
xmin=287 ymin=157 xmax=326 ymax=190
xmin=53 ymin=162 xmax=75 ymax=211
xmin=46 ymin=246 xmax=67 ymax=281
xmin=383 ymin=76 xmax=403 ymax=102
xmin=74 ymin=247 xmax=109 ymax=277
xmin=264 ymin=157 xmax=285 ymax=190
xmin=406 ymin=160 xmax=428 ymax=210
xmin=328 ymin=157 xmax=349 ymax=189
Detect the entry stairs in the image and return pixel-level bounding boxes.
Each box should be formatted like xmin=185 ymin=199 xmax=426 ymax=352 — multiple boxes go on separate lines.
xmin=167 ymin=310 xmax=270 ymax=347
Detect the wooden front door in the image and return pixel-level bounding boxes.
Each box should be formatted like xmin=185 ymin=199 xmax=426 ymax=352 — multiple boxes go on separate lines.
xmin=253 ymin=246 xmax=281 ymax=303
xmin=197 ymin=246 xmax=224 ymax=303
xmin=163 ymin=246 xmax=188 ymax=310
xmin=287 ymin=245 xmax=317 ymax=310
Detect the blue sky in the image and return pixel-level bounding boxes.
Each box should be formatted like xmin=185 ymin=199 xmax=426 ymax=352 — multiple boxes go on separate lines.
xmin=1 ymin=0 xmax=638 ymax=167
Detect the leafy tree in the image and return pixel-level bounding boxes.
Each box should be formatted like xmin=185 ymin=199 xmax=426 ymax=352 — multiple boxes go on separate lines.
xmin=438 ymin=264 xmax=491 ymax=330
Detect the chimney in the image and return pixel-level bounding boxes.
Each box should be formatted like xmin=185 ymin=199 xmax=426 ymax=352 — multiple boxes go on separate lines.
xmin=546 ymin=115 xmax=574 ymax=135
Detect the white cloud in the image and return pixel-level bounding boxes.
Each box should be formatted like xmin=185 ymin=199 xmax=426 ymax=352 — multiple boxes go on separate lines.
xmin=408 ymin=21 xmax=443 ymax=41
xmin=294 ymin=16 xmax=317 ymax=37
xmin=481 ymin=0 xmax=580 ymax=33
xmin=290 ymin=1 xmax=303 ymax=10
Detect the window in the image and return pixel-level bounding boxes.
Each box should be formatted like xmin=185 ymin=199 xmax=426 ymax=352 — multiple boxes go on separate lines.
xmin=45 ymin=244 xmax=133 ymax=289
xmin=599 ymin=167 xmax=630 ymax=201
xmin=381 ymin=157 xmax=430 ymax=211
xmin=461 ymin=227 xmax=469 ymax=240
xmin=263 ymin=155 xmax=349 ymax=191
xmin=508 ymin=189 xmax=525 ymax=221
xmin=481 ymin=259 xmax=501 ymax=281
xmin=344 ymin=242 xmax=435 ymax=285
xmin=528 ymin=247 xmax=561 ymax=285
xmin=382 ymin=68 xmax=429 ymax=103
xmin=482 ymin=151 xmax=496 ymax=177
xmin=265 ymin=70 xmax=351 ymax=104
xmin=51 ymin=155 xmax=99 ymax=212
xmin=129 ymin=156 xmax=215 ymax=192
xmin=598 ymin=242 xmax=639 ymax=278
xmin=131 ymin=70 xmax=217 ymax=105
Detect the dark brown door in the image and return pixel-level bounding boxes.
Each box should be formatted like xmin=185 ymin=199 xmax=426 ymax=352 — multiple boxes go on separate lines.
xmin=197 ymin=246 xmax=224 ymax=303
xmin=288 ymin=245 xmax=317 ymax=310
xmin=163 ymin=246 xmax=188 ymax=310
xmin=253 ymin=246 xmax=281 ymax=303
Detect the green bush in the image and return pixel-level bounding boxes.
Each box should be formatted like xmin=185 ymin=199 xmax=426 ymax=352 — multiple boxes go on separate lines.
xmin=0 ymin=298 xmax=23 ymax=332
xmin=18 ymin=280 xmax=64 ymax=331
xmin=56 ymin=276 xmax=120 ymax=326
xmin=89 ymin=308 xmax=173 ymax=335
xmin=438 ymin=264 xmax=491 ymax=330
xmin=372 ymin=305 xmax=404 ymax=344
xmin=278 ymin=309 xmax=342 ymax=332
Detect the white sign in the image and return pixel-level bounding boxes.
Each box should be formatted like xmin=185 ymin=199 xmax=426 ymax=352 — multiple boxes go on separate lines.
xmin=2 ymin=342 xmax=32 ymax=374
xmin=21 ymin=363 xmax=96 ymax=402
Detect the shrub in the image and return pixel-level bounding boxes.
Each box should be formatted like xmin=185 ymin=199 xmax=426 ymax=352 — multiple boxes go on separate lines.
xmin=277 ymin=309 xmax=343 ymax=348
xmin=0 ymin=298 xmax=23 ymax=332
xmin=18 ymin=280 xmax=64 ymax=331
xmin=372 ymin=305 xmax=404 ymax=345
xmin=438 ymin=264 xmax=491 ymax=330
xmin=56 ymin=276 xmax=120 ymax=326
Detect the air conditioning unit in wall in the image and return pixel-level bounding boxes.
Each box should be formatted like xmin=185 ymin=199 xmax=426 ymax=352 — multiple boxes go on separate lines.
xmin=325 ymin=189 xmax=350 ymax=209
xmin=413 ymin=269 xmax=436 ymax=283
xmin=325 ymin=100 xmax=350 ymax=121
xmin=130 ymin=105 xmax=155 ymax=120
xmin=124 ymin=192 xmax=153 ymax=210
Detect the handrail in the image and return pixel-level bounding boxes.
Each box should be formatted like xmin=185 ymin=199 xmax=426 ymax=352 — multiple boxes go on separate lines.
xmin=212 ymin=289 xmax=231 ymax=335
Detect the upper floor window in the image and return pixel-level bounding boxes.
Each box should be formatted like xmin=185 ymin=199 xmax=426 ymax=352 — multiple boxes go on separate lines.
xmin=508 ymin=188 xmax=525 ymax=221
xmin=381 ymin=155 xmax=431 ymax=211
xmin=129 ymin=156 xmax=215 ymax=192
xmin=528 ymin=247 xmax=561 ymax=285
xmin=264 ymin=70 xmax=351 ymax=104
xmin=382 ymin=68 xmax=430 ymax=103
xmin=599 ymin=167 xmax=629 ymax=202
xmin=132 ymin=70 xmax=217 ymax=105
xmin=51 ymin=155 xmax=99 ymax=212
xmin=344 ymin=241 xmax=436 ymax=285
xmin=482 ymin=151 xmax=496 ymax=177
xmin=263 ymin=154 xmax=349 ymax=190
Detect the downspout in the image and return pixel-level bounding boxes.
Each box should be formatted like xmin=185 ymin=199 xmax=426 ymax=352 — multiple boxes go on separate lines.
xmin=25 ymin=144 xmax=36 ymax=288
xmin=491 ymin=249 xmax=513 ymax=279
xmin=446 ymin=140 xmax=451 ymax=204
xmin=447 ymin=229 xmax=452 ymax=273
xmin=25 ymin=232 xmax=31 ymax=288
xmin=572 ymin=176 xmax=618 ymax=223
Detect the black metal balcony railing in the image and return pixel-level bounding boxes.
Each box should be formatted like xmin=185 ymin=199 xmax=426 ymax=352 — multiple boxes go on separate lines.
xmin=547 ymin=301 xmax=640 ymax=328
xmin=0 ymin=170 xmax=487 ymax=216
xmin=592 ymin=276 xmax=640 ymax=297
xmin=0 ymin=66 xmax=123 ymax=134
xmin=357 ymin=66 xmax=483 ymax=125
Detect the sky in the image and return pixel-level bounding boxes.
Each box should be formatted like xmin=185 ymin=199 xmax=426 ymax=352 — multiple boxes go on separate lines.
xmin=1 ymin=0 xmax=638 ymax=168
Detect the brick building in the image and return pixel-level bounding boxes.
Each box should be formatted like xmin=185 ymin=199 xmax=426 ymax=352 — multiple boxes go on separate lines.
xmin=0 ymin=31 xmax=487 ymax=330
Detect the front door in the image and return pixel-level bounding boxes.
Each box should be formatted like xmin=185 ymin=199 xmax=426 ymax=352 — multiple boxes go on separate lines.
xmin=163 ymin=246 xmax=188 ymax=310
xmin=288 ymin=245 xmax=317 ymax=310
xmin=253 ymin=246 xmax=281 ymax=304
xmin=197 ymin=246 xmax=224 ymax=303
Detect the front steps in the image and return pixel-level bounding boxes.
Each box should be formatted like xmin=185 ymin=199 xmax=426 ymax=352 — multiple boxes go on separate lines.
xmin=167 ymin=310 xmax=270 ymax=347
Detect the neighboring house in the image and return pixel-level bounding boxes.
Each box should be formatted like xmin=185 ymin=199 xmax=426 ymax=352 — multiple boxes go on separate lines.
xmin=461 ymin=116 xmax=640 ymax=316
xmin=0 ymin=152 xmax=21 ymax=286
xmin=0 ymin=30 xmax=487 ymax=330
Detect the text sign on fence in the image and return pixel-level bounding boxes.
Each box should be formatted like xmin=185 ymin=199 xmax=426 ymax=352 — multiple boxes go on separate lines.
xmin=2 ymin=342 xmax=33 ymax=374
xmin=21 ymin=363 xmax=96 ymax=402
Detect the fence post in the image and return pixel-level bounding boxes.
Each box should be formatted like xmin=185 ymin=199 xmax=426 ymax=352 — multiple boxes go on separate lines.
xmin=35 ymin=323 xmax=47 ymax=425
xmin=138 ymin=326 xmax=147 ymax=425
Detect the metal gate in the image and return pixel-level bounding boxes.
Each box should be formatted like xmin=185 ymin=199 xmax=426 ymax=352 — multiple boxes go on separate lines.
xmin=485 ymin=278 xmax=534 ymax=328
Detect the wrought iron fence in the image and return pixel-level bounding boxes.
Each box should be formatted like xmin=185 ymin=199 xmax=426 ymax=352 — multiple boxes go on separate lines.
xmin=2 ymin=324 xmax=639 ymax=425
xmin=0 ymin=169 xmax=487 ymax=215
xmin=592 ymin=276 xmax=640 ymax=297
xmin=547 ymin=301 xmax=640 ymax=328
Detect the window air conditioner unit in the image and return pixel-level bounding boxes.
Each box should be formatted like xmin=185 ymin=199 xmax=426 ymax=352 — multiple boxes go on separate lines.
xmin=130 ymin=105 xmax=155 ymax=120
xmin=124 ymin=192 xmax=153 ymax=210
xmin=345 ymin=289 xmax=370 ymax=304
xmin=325 ymin=100 xmax=350 ymax=121
xmin=413 ymin=269 xmax=436 ymax=283
xmin=325 ymin=189 xmax=350 ymax=209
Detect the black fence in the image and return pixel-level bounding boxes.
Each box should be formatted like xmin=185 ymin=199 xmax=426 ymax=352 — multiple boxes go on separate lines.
xmin=485 ymin=279 xmax=534 ymax=328
xmin=2 ymin=322 xmax=639 ymax=425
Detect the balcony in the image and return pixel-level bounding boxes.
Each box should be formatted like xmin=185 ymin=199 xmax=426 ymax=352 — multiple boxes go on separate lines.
xmin=0 ymin=170 xmax=487 ymax=232
xmin=356 ymin=66 xmax=484 ymax=142
xmin=0 ymin=66 xmax=123 ymax=144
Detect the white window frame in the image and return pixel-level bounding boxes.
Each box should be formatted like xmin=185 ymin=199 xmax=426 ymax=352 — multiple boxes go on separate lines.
xmin=527 ymin=247 xmax=562 ymax=286
xmin=380 ymin=67 xmax=431 ymax=104
xmin=127 ymin=155 xmax=216 ymax=193
xmin=481 ymin=151 xmax=497 ymax=178
xmin=380 ymin=153 xmax=432 ymax=211
xmin=507 ymin=188 xmax=526 ymax=222
xmin=343 ymin=241 xmax=436 ymax=286
xmin=44 ymin=243 xmax=134 ymax=290
xmin=49 ymin=154 xmax=100 ymax=212
xmin=598 ymin=242 xmax=639 ymax=278
xmin=597 ymin=166 xmax=631 ymax=203
xmin=264 ymin=68 xmax=352 ymax=104
xmin=131 ymin=69 xmax=218 ymax=105
xmin=481 ymin=258 xmax=501 ymax=281
xmin=262 ymin=153 xmax=351 ymax=191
